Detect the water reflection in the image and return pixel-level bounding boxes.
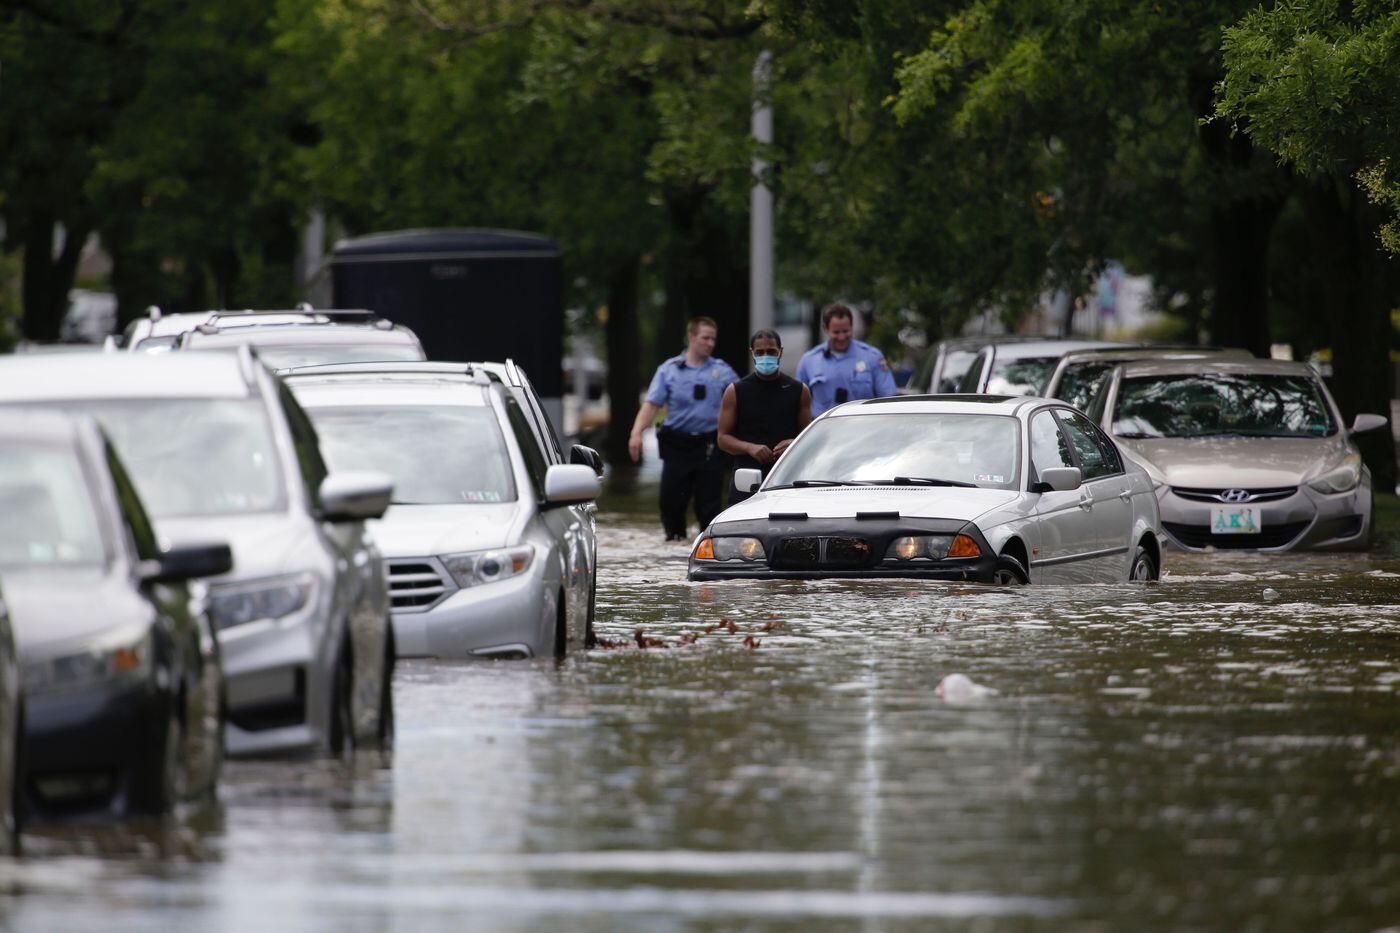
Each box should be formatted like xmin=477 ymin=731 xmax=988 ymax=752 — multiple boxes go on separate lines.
xmin=0 ymin=471 xmax=1396 ymax=928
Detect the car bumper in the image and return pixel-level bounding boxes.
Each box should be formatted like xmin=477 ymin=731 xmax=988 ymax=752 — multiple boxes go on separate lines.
xmin=219 ymin=617 xmax=325 ymax=757
xmin=22 ymin=681 xmax=169 ymax=819
xmin=689 ymin=561 xmax=996 ymax=582
xmin=1158 ymin=483 xmax=1371 ymax=552
xmin=391 ymin=561 xmax=549 ymax=659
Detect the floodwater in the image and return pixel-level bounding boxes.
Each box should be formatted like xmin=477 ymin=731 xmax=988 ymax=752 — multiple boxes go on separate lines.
xmin=2 ymin=471 xmax=1399 ymax=931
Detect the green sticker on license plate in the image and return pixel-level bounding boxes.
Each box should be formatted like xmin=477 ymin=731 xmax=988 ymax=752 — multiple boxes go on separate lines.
xmin=1210 ymin=506 xmax=1261 ymax=534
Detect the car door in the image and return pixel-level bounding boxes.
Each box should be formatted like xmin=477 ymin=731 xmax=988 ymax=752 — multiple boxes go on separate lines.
xmin=1029 ymin=408 xmax=1098 ymax=582
xmin=1057 ymin=410 xmax=1133 ymax=580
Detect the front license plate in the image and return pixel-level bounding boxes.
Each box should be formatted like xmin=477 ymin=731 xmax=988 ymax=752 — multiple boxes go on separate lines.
xmin=1210 ymin=506 xmax=1262 ymax=534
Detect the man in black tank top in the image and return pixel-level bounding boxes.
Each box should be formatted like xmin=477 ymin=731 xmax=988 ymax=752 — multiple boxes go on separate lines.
xmin=718 ymin=329 xmax=812 ymax=502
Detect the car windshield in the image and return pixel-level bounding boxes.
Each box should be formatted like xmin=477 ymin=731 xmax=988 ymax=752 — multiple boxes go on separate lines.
xmin=0 ymin=444 xmax=107 ymax=567
xmin=765 ymin=413 xmax=1020 ymax=490
xmin=74 ymin=399 xmax=286 ymax=517
xmin=936 ymin=350 xmax=978 ymax=393
xmin=1054 ymin=361 xmax=1114 ymax=411
xmin=1113 ymin=374 xmax=1336 ymax=438
xmin=305 ymin=406 xmax=516 ymax=505
xmin=987 ymin=356 xmax=1057 ymax=395
xmin=249 ymin=344 xmax=424 ymax=369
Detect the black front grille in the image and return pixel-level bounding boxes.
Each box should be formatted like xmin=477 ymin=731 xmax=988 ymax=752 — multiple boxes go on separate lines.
xmin=1163 ymin=520 xmax=1309 ymax=549
xmin=772 ymin=536 xmax=874 ymax=569
xmin=1171 ymin=486 xmax=1298 ymax=504
xmin=388 ymin=559 xmax=451 ymax=609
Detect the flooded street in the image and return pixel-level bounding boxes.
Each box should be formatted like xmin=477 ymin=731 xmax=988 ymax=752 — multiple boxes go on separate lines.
xmin=3 ymin=473 xmax=1399 ymax=931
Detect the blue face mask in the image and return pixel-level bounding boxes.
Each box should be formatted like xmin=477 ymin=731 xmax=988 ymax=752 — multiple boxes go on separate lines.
xmin=753 ymin=354 xmax=780 ymax=376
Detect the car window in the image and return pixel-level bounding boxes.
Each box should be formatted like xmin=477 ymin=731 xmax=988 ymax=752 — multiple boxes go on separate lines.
xmin=765 ymin=413 xmax=1021 ymax=490
xmin=502 ymin=394 xmax=550 ymax=497
xmin=1059 ymin=410 xmax=1122 ymax=479
xmin=278 ymin=381 xmax=329 ymax=511
xmin=305 ymin=405 xmax=517 ymax=505
xmin=1030 ymin=410 xmax=1075 ymax=479
xmin=957 ymin=349 xmax=989 ymax=392
xmin=986 ymin=356 xmax=1058 ymax=396
xmin=103 ymin=440 xmax=161 ymax=561
xmin=0 ymin=443 xmax=107 ymax=568
xmin=517 ymin=372 xmax=564 ymax=463
xmin=1112 ymin=373 xmax=1335 ymax=438
xmin=1054 ymin=361 xmax=1114 ymax=412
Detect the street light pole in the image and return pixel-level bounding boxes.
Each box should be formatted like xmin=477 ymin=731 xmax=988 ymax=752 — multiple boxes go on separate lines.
xmin=750 ymin=50 xmax=774 ymax=334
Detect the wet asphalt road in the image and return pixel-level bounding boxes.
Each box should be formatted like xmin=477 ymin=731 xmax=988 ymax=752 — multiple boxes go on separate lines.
xmin=1 ymin=474 xmax=1398 ymax=931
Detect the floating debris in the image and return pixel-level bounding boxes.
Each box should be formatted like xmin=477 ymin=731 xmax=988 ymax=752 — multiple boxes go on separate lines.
xmin=936 ymin=673 xmax=997 ymax=703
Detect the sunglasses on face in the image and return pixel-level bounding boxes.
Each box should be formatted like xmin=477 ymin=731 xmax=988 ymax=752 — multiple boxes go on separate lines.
xmin=751 ymin=348 xmax=780 ymax=357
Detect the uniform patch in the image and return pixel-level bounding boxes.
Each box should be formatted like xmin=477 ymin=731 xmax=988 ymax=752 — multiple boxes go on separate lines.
xmin=878 ymin=358 xmax=890 ymax=371
xmin=855 ymin=361 xmax=867 ymax=373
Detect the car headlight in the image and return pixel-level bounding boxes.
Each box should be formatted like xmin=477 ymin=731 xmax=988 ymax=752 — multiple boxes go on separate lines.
xmin=884 ymin=535 xmax=957 ymax=560
xmin=442 ymin=546 xmax=535 ymax=589
xmin=209 ymin=573 xmax=316 ymax=631
xmin=692 ymin=536 xmax=766 ymax=562
xmin=24 ymin=627 xmax=153 ymax=696
xmin=1307 ymin=453 xmax=1362 ymax=494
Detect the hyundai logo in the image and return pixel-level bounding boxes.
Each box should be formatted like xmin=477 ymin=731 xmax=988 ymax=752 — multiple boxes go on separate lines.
xmin=1219 ymin=488 xmax=1253 ymax=503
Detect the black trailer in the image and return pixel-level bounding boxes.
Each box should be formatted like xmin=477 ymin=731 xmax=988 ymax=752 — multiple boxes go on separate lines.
xmin=329 ymin=228 xmax=564 ymax=432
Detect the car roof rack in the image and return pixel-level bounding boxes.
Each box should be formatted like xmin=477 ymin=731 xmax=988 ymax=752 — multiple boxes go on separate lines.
xmin=276 ymin=360 xmax=495 ymax=386
xmin=195 ymin=308 xmax=392 ymax=334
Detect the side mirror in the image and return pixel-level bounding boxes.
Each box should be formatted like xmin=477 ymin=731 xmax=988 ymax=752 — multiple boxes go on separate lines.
xmin=544 ymin=463 xmax=600 ymax=506
xmin=320 ymin=471 xmax=394 ymax=522
xmin=1350 ymin=413 xmax=1388 ymax=434
xmin=734 ymin=468 xmax=763 ymax=494
xmin=144 ymin=541 xmax=233 ymax=583
xmin=569 ymin=444 xmax=604 ymax=477
xmin=1032 ymin=466 xmax=1082 ymax=493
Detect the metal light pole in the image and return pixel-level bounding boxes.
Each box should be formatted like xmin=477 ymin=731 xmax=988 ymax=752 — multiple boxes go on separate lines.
xmin=750 ymin=50 xmax=774 ymax=333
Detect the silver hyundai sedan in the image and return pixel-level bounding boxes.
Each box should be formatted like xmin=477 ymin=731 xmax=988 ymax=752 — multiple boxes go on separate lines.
xmin=282 ymin=362 xmax=600 ymax=659
xmin=1087 ymin=358 xmax=1389 ymax=551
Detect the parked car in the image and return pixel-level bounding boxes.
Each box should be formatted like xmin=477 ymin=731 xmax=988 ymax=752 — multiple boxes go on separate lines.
xmin=956 ymin=339 xmax=1124 ymax=395
xmin=112 ymin=307 xmax=217 ymax=353
xmin=1084 ymin=358 xmax=1388 ymax=551
xmin=1044 ymin=345 xmax=1254 ymax=413
xmin=0 ymin=579 xmax=21 ymax=845
xmin=177 ymin=308 xmax=425 ymax=369
xmin=689 ymin=395 xmax=1162 ymax=584
xmin=0 ymin=409 xmax=231 ymax=818
xmin=911 ymin=335 xmax=1050 ymax=395
xmin=280 ymin=361 xmax=600 ymax=659
xmin=0 ymin=350 xmax=396 ymax=757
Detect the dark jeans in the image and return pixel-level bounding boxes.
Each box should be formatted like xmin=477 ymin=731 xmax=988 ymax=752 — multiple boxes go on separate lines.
xmin=657 ymin=428 xmax=725 ymax=538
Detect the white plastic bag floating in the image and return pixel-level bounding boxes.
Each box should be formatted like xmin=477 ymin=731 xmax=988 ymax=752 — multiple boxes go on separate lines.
xmin=936 ymin=673 xmax=997 ymax=703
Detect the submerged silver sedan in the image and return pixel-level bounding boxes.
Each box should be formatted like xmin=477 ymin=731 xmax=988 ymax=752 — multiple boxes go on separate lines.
xmin=1086 ymin=358 xmax=1388 ymax=551
xmin=690 ymin=395 xmax=1163 ymax=584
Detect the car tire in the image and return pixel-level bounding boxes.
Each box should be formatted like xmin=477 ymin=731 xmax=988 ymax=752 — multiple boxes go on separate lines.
xmin=584 ymin=578 xmax=598 ymax=650
xmin=9 ymin=700 xmax=24 ymax=852
xmin=133 ymin=698 xmax=185 ymax=816
xmin=1129 ymin=544 xmax=1159 ymax=582
xmin=553 ymin=591 xmax=568 ymax=660
xmin=327 ymin=643 xmax=355 ymax=760
xmin=374 ymin=630 xmax=395 ymax=751
xmin=992 ymin=554 xmax=1029 ymax=585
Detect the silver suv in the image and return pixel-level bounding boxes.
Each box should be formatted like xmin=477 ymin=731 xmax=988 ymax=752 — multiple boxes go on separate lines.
xmin=281 ymin=361 xmax=600 ymax=659
xmin=177 ymin=308 xmax=425 ymax=369
xmin=0 ymin=349 xmax=396 ymax=756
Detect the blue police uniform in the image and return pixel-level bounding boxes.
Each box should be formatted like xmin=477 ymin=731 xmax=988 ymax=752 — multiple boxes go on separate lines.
xmin=644 ymin=353 xmax=739 ymax=538
xmin=795 ymin=339 xmax=898 ymax=416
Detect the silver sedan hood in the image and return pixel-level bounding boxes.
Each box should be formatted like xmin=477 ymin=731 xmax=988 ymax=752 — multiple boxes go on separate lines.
xmin=3 ymin=568 xmax=151 ymax=655
xmin=368 ymin=503 xmax=521 ymax=558
xmin=1116 ymin=436 xmax=1345 ymax=487
xmin=716 ymin=487 xmax=1021 ymax=524
xmin=158 ymin=512 xmax=309 ymax=584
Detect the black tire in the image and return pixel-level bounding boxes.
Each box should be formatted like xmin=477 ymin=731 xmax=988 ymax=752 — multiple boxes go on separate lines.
xmin=584 ymin=578 xmax=598 ymax=650
xmin=553 ymin=591 xmax=568 ymax=660
xmin=1129 ymin=544 xmax=1159 ymax=582
xmin=374 ymin=630 xmax=395 ymax=751
xmin=327 ymin=644 xmax=355 ymax=759
xmin=992 ymin=553 xmax=1029 ymax=585
xmin=133 ymin=697 xmax=184 ymax=816
xmin=9 ymin=700 xmax=24 ymax=851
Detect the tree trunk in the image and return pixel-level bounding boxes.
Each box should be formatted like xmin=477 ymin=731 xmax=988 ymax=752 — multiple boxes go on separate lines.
xmin=1207 ymin=196 xmax=1279 ymax=357
xmin=1305 ymin=177 xmax=1398 ymax=493
xmin=604 ymin=257 xmax=642 ymax=466
xmin=20 ymin=215 xmax=87 ymax=342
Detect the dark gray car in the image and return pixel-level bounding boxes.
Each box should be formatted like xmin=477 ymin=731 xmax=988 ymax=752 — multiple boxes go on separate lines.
xmin=0 ymin=409 xmax=231 ymax=819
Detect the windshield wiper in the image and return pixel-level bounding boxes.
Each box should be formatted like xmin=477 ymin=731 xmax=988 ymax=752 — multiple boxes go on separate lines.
xmin=879 ymin=476 xmax=980 ymax=488
xmin=766 ymin=479 xmax=868 ymax=490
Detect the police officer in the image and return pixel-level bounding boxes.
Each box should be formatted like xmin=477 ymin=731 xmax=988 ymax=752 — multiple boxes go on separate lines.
xmin=629 ymin=316 xmax=739 ymax=540
xmin=795 ymin=302 xmax=898 ymax=417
